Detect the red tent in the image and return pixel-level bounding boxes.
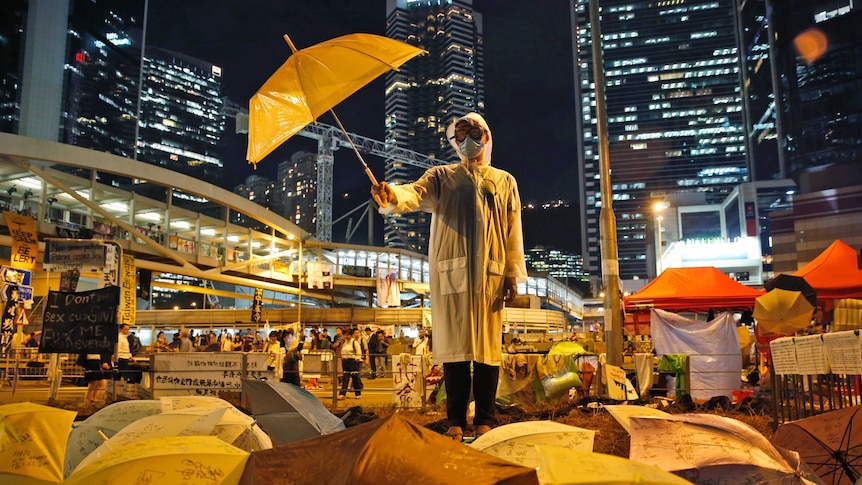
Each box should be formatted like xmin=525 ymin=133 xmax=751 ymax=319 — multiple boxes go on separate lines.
xmin=624 ymin=266 xmax=763 ymax=311
xmin=793 ymin=239 xmax=862 ymax=299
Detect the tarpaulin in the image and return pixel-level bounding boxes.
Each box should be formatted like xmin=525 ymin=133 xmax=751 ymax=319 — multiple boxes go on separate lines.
xmin=650 ymin=309 xmax=740 ymax=400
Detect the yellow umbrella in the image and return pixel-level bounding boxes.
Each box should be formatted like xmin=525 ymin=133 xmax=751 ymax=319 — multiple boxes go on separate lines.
xmin=470 ymin=421 xmax=595 ymax=462
xmin=247 ymin=32 xmax=425 ymax=180
xmin=528 ymin=446 xmax=692 ymax=485
xmin=754 ymin=288 xmax=816 ymax=335
xmin=604 ymin=404 xmax=670 ymax=434
xmin=63 ymin=436 xmax=249 ymax=485
xmin=0 ymin=402 xmax=76 ymax=485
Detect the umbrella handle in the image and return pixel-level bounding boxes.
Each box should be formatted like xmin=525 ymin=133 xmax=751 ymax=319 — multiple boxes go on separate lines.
xmin=329 ymin=110 xmax=379 ymax=186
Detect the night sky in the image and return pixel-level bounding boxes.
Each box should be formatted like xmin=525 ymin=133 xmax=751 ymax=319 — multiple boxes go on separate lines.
xmin=147 ymin=1 xmax=581 ymax=251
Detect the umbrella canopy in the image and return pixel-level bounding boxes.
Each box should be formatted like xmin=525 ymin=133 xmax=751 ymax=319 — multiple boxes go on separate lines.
xmin=0 ymin=402 xmax=76 ymax=485
xmin=754 ymin=288 xmax=816 ymax=335
xmin=72 ymin=407 xmax=227 ymax=474
xmin=64 ymin=399 xmax=163 ymax=477
xmin=159 ymin=395 xmax=272 ymax=452
xmin=772 ymin=405 xmax=862 ymax=485
xmin=630 ymin=413 xmax=824 ymax=484
xmin=238 ymin=414 xmax=539 ymax=485
xmin=242 ymin=379 xmax=344 ymax=445
xmin=527 ymin=446 xmax=693 ymax=485
xmin=469 ymin=421 xmax=595 ymax=462
xmin=64 ymin=435 xmax=249 ymax=485
xmin=766 ymin=274 xmax=818 ymax=307
xmin=247 ymin=33 xmax=424 ymax=165
xmin=603 ymin=405 xmax=670 ymax=434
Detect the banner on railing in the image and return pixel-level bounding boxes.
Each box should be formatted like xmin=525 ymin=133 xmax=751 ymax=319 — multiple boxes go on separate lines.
xmin=150 ymin=352 xmax=267 ymax=396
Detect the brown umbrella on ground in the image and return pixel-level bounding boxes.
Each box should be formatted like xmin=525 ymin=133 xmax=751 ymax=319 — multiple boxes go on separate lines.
xmin=239 ymin=414 xmax=539 ymax=485
xmin=772 ymin=405 xmax=862 ymax=485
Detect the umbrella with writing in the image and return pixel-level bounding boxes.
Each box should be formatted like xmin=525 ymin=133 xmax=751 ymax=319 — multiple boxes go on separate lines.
xmin=71 ymin=406 xmax=227 ymax=474
xmin=64 ymin=399 xmax=163 ymax=477
xmin=64 ymin=436 xmax=249 ymax=485
xmin=0 ymin=402 xmax=76 ymax=485
xmin=160 ymin=395 xmax=273 ymax=452
xmin=629 ymin=413 xmax=825 ymax=484
xmin=469 ymin=420 xmax=595 ymax=464
xmin=772 ymin=405 xmax=862 ymax=485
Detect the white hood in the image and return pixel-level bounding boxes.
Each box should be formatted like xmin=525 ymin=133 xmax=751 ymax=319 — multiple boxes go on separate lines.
xmin=446 ymin=112 xmax=493 ymax=166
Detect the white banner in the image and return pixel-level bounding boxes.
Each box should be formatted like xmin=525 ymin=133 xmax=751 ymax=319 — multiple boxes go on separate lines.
xmin=650 ymin=309 xmax=740 ymax=399
xmin=150 ymin=352 xmax=267 ymax=396
xmin=306 ymin=262 xmax=332 ymax=290
xmin=376 ymin=266 xmax=400 ymax=307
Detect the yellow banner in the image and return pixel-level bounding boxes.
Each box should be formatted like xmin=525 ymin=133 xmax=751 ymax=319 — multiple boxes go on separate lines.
xmin=120 ymin=253 xmax=136 ymax=325
xmin=3 ymin=211 xmax=38 ymax=270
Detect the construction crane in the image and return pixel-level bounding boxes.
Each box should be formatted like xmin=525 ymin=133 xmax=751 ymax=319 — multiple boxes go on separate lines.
xmin=224 ymin=98 xmax=438 ymax=242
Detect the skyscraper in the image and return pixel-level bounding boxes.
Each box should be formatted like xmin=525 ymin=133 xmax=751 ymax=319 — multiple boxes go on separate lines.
xmin=137 ymin=47 xmax=225 ymax=188
xmin=765 ymin=0 xmax=862 ymax=191
xmin=278 ymin=151 xmax=318 ymax=235
xmin=63 ymin=1 xmax=144 ymax=159
xmin=572 ymin=0 xmax=749 ymax=283
xmin=384 ymin=0 xmax=484 ymax=253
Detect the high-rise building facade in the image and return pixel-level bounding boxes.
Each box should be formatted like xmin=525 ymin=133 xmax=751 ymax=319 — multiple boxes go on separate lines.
xmin=233 ymin=174 xmax=277 ymax=229
xmin=0 ymin=0 xmax=26 ymax=134
xmin=384 ymin=0 xmax=484 ymax=253
xmin=277 ymin=151 xmax=318 ymax=235
xmin=137 ymin=47 xmax=225 ymax=188
xmin=63 ymin=1 xmax=144 ymax=159
xmin=766 ymin=0 xmax=862 ymax=191
xmin=525 ymin=246 xmax=588 ymax=286
xmin=572 ymin=0 xmax=750 ymax=283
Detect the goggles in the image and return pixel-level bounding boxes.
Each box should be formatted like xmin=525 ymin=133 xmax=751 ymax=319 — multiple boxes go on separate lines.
xmin=451 ymin=123 xmax=486 ymax=143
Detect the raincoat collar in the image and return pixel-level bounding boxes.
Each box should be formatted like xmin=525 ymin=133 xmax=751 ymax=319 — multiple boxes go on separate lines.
xmin=446 ymin=112 xmax=493 ymax=166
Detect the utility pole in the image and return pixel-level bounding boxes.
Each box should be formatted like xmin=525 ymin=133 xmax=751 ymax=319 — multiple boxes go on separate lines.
xmin=589 ymin=0 xmax=623 ymax=366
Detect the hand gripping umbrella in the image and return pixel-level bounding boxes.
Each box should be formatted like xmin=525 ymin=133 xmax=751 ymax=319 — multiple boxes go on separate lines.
xmin=247 ymin=33 xmax=425 ymax=184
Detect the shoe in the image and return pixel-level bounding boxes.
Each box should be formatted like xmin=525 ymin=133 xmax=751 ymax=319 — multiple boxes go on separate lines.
xmin=337 ymin=395 xmax=347 ymax=401
xmin=445 ymin=426 xmax=464 ymax=442
xmin=476 ymin=425 xmax=492 ymax=437
xmin=353 ymin=395 xmax=362 ymax=399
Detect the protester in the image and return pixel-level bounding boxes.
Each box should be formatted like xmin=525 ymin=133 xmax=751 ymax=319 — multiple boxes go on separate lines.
xmin=153 ymin=331 xmax=171 ymax=353
xmin=338 ymin=328 xmax=364 ymax=400
xmin=369 ymin=329 xmax=389 ymax=378
xmin=24 ymin=332 xmax=39 ymax=348
xmin=79 ymin=351 xmax=112 ymax=413
xmin=179 ymin=329 xmax=195 ymax=352
xmin=371 ymin=112 xmax=527 ymax=441
xmin=282 ymin=341 xmax=304 ymax=386
xmin=412 ymin=328 xmax=430 ymax=357
xmin=264 ymin=331 xmax=281 ymax=371
xmin=116 ymin=324 xmax=141 ymax=384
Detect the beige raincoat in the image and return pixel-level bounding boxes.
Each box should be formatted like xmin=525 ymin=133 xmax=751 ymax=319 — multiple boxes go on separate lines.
xmin=379 ymin=113 xmax=527 ymax=366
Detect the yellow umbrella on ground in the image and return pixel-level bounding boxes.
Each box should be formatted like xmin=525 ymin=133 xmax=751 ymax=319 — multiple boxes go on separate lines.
xmin=604 ymin=404 xmax=670 ymax=434
xmin=754 ymin=288 xmax=816 ymax=335
xmin=160 ymin=395 xmax=272 ymax=451
xmin=63 ymin=436 xmax=249 ymax=485
xmin=0 ymin=402 xmax=76 ymax=485
xmin=247 ymin=33 xmax=425 ymax=181
xmin=469 ymin=420 xmax=595 ymax=463
xmin=533 ymin=447 xmax=694 ymax=485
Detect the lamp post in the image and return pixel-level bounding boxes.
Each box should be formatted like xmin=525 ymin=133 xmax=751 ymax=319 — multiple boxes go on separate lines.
xmin=653 ymin=202 xmax=667 ymax=276
xmin=656 ymin=215 xmax=663 ymax=275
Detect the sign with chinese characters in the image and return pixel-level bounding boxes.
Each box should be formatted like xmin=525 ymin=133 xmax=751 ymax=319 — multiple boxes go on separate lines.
xmin=3 ymin=211 xmax=38 ymax=270
xmin=251 ymin=287 xmax=263 ymax=323
xmin=150 ymin=352 xmax=268 ymax=397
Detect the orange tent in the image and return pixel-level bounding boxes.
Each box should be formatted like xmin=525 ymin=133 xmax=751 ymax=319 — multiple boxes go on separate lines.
xmin=624 ymin=266 xmax=763 ymax=311
xmin=793 ymin=240 xmax=862 ymax=300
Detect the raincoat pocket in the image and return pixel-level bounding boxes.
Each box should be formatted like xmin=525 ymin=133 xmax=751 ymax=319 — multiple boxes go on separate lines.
xmin=485 ymin=260 xmax=505 ymax=299
xmin=438 ymin=256 xmax=468 ymax=295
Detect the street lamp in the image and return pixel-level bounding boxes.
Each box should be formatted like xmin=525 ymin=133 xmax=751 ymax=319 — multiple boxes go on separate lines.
xmin=653 ymin=202 xmax=667 ymax=276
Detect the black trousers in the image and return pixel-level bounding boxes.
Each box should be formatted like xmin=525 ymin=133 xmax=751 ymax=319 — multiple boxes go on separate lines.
xmin=117 ymin=358 xmax=141 ymax=383
xmin=340 ymin=359 xmax=363 ymax=396
xmin=443 ymin=361 xmax=499 ymax=429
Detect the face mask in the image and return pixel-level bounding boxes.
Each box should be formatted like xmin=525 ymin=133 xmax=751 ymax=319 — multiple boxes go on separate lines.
xmin=459 ymin=136 xmax=484 ymax=160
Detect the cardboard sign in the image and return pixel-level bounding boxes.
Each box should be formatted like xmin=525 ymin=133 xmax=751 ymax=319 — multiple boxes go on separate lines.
xmin=3 ymin=211 xmax=38 ymax=270
xmin=39 ymin=287 xmax=120 ymax=353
